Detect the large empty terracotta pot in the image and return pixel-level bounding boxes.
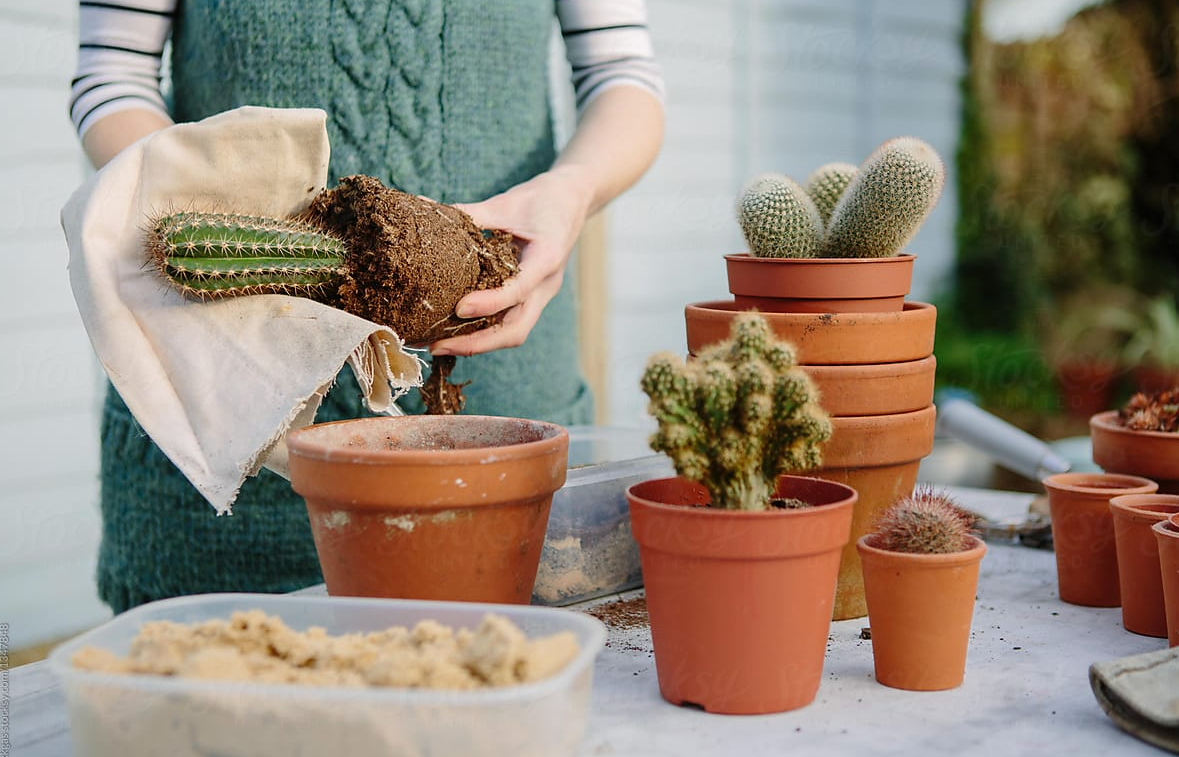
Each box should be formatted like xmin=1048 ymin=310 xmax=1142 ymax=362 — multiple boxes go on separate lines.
xmin=287 ymin=415 xmax=569 ymax=604
xmin=684 ymin=301 xmax=937 ymax=364
xmin=1091 ymin=410 xmax=1179 ymax=494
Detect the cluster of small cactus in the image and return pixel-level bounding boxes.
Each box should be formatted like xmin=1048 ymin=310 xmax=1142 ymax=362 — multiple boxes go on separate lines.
xmin=871 ymin=486 xmax=979 ymax=554
xmin=736 ymin=137 xmax=945 ymax=259
xmin=147 ymin=212 xmax=349 ymax=299
xmin=640 ymin=312 xmax=832 ymax=511
xmin=1119 ymin=389 xmax=1179 ymax=432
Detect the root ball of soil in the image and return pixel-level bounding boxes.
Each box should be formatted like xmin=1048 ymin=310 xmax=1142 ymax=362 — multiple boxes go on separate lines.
xmin=301 ymin=175 xmax=518 ymax=346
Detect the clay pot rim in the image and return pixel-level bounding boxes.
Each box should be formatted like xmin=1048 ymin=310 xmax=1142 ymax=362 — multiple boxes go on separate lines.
xmin=1041 ymin=471 xmax=1159 ymax=496
xmin=626 ymin=474 xmax=857 ymax=519
xmin=856 ymin=533 xmax=987 ymax=565
xmin=686 ymin=299 xmax=934 ymax=322
xmin=829 ymin=404 xmax=936 ymax=428
xmin=722 ymin=253 xmax=917 ymax=267
xmin=1109 ymin=494 xmax=1179 ymax=521
xmin=1090 ymin=410 xmax=1179 ymax=440
xmin=287 ymin=415 xmax=569 ymax=466
xmin=1154 ymin=514 xmax=1179 ymax=535
xmin=802 ymin=354 xmax=936 ymax=377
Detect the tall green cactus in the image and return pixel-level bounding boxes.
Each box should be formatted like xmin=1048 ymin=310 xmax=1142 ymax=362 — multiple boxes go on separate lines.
xmin=640 ymin=312 xmax=831 ymax=511
xmin=147 ymin=212 xmax=349 ymax=299
xmin=805 ymin=162 xmax=858 ymax=225
xmin=822 ymin=137 xmax=946 ymax=258
xmin=736 ymin=173 xmax=824 ymax=258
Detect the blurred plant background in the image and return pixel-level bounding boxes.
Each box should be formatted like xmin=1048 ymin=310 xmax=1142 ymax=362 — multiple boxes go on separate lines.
xmin=939 ymin=0 xmax=1179 ymax=439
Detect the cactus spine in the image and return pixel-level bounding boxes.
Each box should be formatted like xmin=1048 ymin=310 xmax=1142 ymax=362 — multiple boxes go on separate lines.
xmin=640 ymin=312 xmax=831 ymax=511
xmin=805 ymin=162 xmax=858 ymax=225
xmin=736 ymin=173 xmax=824 ymax=259
xmin=871 ymin=485 xmax=978 ymax=554
xmin=822 ymin=137 xmax=945 ymax=258
xmin=148 ymin=212 xmax=349 ymax=299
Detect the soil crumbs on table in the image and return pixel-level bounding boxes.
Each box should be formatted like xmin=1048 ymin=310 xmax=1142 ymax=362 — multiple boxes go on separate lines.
xmin=586 ymin=596 xmax=649 ymax=632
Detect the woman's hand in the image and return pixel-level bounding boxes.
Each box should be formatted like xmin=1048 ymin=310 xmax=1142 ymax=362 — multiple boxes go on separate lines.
xmin=428 ymin=165 xmax=594 ymax=356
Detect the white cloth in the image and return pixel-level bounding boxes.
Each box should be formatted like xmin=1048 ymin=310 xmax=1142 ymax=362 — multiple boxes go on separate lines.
xmin=61 ymin=106 xmax=424 ymax=514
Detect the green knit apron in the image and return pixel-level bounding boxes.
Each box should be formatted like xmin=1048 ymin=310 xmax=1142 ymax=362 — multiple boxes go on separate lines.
xmin=97 ymin=0 xmax=593 ymax=613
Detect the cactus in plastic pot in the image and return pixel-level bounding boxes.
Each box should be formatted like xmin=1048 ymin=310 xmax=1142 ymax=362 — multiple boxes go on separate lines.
xmin=640 ymin=311 xmax=832 ymax=510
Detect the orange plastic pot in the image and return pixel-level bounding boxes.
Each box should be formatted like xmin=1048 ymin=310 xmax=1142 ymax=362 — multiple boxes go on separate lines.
xmin=1042 ymin=472 xmax=1159 ymax=607
xmin=287 ymin=415 xmax=568 ymax=604
xmin=684 ymin=301 xmax=936 ymax=365
xmin=1109 ymin=494 xmax=1179 ymax=637
xmin=857 ymin=534 xmax=987 ymax=691
xmin=626 ymin=475 xmax=855 ymax=714
xmin=723 ymin=253 xmax=915 ymax=313
xmin=1153 ymin=513 xmax=1179 ymax=647
xmin=1091 ymin=410 xmax=1179 ymax=494
xmin=819 ymin=405 xmax=938 ymax=619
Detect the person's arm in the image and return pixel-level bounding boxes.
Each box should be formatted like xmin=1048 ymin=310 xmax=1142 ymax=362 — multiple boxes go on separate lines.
xmin=70 ymin=1 xmax=176 ymax=169
xmin=430 ymin=1 xmax=665 ymax=357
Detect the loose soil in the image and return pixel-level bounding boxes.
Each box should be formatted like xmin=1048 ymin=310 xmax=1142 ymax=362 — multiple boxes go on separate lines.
xmin=586 ymin=596 xmax=649 ymax=632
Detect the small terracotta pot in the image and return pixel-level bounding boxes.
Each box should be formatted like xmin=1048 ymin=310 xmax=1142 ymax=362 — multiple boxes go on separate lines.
xmin=801 ymin=356 xmax=937 ymax=417
xmin=1042 ymin=472 xmax=1159 ymax=607
xmin=820 ymin=405 xmax=938 ymax=619
xmin=627 ymin=475 xmax=855 ymax=715
xmin=684 ymin=301 xmax=937 ymax=365
xmin=723 ymin=253 xmax=915 ymax=313
xmin=1109 ymin=494 xmax=1179 ymax=637
xmin=1153 ymin=513 xmax=1179 ymax=647
xmin=1091 ymin=410 xmax=1179 ymax=494
xmin=287 ymin=415 xmax=569 ymax=604
xmin=857 ymin=534 xmax=987 ymax=691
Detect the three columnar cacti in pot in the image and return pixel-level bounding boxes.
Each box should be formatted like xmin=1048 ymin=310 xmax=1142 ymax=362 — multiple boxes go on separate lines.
xmin=626 ymin=312 xmax=857 ymax=714
xmin=729 ymin=137 xmax=945 ymax=313
xmin=856 ymin=486 xmax=987 ymax=691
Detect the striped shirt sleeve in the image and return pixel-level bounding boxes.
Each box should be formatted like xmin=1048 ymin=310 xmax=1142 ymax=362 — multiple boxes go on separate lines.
xmin=70 ymin=0 xmax=175 ymax=138
xmin=557 ymin=0 xmax=665 ymax=111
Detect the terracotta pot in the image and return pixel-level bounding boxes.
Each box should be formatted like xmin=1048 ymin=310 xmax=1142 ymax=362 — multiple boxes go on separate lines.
xmin=1109 ymin=494 xmax=1179 ymax=637
xmin=287 ymin=415 xmax=569 ymax=604
xmin=1152 ymin=513 xmax=1179 ymax=647
xmin=1091 ymin=410 xmax=1179 ymax=494
xmin=857 ymin=534 xmax=987 ymax=691
xmin=684 ymin=301 xmax=937 ymax=365
xmin=1055 ymin=361 xmax=1119 ymax=420
xmin=817 ymin=405 xmax=938 ymax=619
xmin=626 ymin=475 xmax=856 ymax=714
xmin=800 ymin=356 xmax=936 ymax=417
xmin=1041 ymin=472 xmax=1159 ymax=607
xmin=723 ymin=253 xmax=915 ymax=313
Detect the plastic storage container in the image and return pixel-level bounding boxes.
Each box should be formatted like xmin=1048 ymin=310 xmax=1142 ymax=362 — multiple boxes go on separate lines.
xmin=532 ymin=426 xmax=674 ymax=605
xmin=47 ymin=593 xmax=607 ymax=757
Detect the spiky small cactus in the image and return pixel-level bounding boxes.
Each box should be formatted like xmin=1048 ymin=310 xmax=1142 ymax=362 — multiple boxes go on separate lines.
xmin=871 ymin=486 xmax=978 ymax=554
xmin=822 ymin=137 xmax=945 ymax=258
xmin=805 ymin=162 xmax=858 ymax=225
xmin=148 ymin=212 xmax=349 ymax=299
xmin=640 ymin=312 xmax=832 ymax=511
xmin=736 ymin=173 xmax=824 ymax=259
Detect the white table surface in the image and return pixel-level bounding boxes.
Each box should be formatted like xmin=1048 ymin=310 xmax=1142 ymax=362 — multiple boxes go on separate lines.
xmin=8 ymin=487 xmax=1169 ymax=756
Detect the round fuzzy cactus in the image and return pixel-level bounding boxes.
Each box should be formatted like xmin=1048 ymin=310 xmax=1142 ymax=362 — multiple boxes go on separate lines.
xmin=805 ymin=162 xmax=858 ymax=225
xmin=640 ymin=312 xmax=832 ymax=511
xmin=871 ymin=486 xmax=978 ymax=554
xmin=736 ymin=173 xmax=824 ymax=259
xmin=822 ymin=137 xmax=945 ymax=258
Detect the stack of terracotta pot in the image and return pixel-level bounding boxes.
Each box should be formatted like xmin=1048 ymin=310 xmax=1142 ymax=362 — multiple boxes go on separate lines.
xmin=683 ymin=253 xmax=938 ymax=619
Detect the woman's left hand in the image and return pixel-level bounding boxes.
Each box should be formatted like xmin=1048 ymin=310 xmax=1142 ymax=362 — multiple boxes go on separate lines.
xmin=428 ymin=165 xmax=594 ymax=357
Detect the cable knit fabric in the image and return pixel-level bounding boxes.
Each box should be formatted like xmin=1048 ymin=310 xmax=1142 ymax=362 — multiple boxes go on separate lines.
xmin=98 ymin=0 xmax=593 ymax=612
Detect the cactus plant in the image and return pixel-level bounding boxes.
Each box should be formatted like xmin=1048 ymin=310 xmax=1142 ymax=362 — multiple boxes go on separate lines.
xmin=146 ymin=175 xmax=518 ymax=348
xmin=804 ymin=162 xmax=858 ymax=225
xmin=871 ymin=485 xmax=978 ymax=554
xmin=736 ymin=173 xmax=824 ymax=259
xmin=822 ymin=137 xmax=946 ymax=258
xmin=734 ymin=136 xmax=945 ymax=260
xmin=640 ymin=311 xmax=832 ymax=511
